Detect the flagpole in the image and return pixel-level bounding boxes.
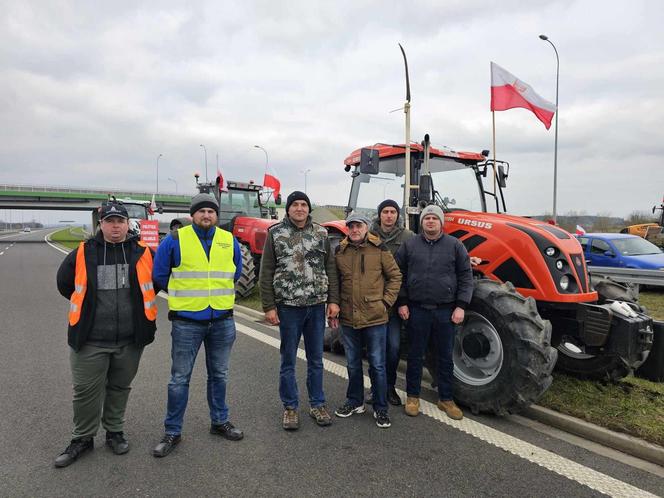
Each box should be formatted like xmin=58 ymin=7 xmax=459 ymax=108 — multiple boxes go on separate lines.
xmin=492 ymin=111 xmax=497 ymax=199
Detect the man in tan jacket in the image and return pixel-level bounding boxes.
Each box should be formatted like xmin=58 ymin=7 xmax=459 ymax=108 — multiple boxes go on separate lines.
xmin=332 ymin=213 xmax=402 ymax=428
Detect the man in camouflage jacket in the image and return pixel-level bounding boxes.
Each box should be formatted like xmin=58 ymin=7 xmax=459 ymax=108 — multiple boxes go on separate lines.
xmin=260 ymin=191 xmax=340 ymax=431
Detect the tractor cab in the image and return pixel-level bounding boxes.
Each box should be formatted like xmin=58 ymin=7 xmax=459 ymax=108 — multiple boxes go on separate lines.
xmin=344 ymin=138 xmax=510 ymax=231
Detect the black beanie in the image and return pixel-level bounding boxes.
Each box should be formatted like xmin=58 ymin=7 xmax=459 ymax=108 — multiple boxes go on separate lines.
xmin=377 ymin=199 xmax=400 ymax=218
xmin=190 ymin=193 xmax=219 ymax=216
xmin=286 ymin=191 xmax=312 ymax=212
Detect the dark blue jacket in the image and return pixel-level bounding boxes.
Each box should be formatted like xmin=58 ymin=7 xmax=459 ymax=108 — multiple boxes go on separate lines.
xmin=395 ymin=232 xmax=473 ymax=309
xmin=153 ymin=224 xmax=243 ymax=321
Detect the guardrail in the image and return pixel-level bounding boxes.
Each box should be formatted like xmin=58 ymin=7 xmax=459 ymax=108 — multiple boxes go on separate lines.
xmin=588 ymin=266 xmax=664 ymax=288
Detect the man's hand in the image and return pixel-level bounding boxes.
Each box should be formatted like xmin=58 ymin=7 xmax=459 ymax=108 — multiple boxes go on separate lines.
xmin=264 ymin=309 xmax=280 ymax=326
xmin=326 ymin=303 xmax=340 ymax=329
xmin=451 ymin=307 xmax=465 ymax=324
xmin=470 ymin=256 xmax=482 ymax=266
xmin=398 ymin=305 xmax=409 ymax=320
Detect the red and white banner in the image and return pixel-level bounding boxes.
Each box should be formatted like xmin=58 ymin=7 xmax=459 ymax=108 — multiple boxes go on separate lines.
xmin=263 ymin=164 xmax=281 ymax=199
xmin=216 ymin=167 xmax=226 ymax=192
xmin=140 ymin=219 xmax=160 ymax=249
xmin=490 ymin=62 xmax=556 ymax=130
xmin=575 ymin=225 xmax=586 ymax=236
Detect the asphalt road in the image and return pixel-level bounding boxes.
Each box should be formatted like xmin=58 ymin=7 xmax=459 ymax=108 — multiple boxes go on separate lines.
xmin=0 ymin=229 xmax=662 ymax=497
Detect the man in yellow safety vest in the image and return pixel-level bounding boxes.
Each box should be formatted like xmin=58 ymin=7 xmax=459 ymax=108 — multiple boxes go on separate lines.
xmin=151 ymin=193 xmax=244 ymax=458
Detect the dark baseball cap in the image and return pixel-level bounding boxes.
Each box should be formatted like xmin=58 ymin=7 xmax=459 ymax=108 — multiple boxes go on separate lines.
xmin=99 ymin=203 xmax=129 ymax=221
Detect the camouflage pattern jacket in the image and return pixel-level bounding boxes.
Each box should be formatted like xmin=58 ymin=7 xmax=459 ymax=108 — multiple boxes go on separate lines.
xmin=259 ymin=215 xmax=339 ymax=311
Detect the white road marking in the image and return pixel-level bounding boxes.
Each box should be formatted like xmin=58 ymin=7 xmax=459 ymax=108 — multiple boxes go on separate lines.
xmin=0 ymin=252 xmax=4 ymax=256
xmin=234 ymin=321 xmax=658 ymax=498
xmin=44 ymin=231 xmax=70 ymax=254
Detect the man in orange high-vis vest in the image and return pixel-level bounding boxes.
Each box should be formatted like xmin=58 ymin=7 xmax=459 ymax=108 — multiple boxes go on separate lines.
xmin=55 ymin=202 xmax=159 ymax=468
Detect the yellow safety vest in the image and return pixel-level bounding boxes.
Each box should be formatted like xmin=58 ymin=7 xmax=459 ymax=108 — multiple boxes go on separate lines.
xmin=168 ymin=225 xmax=236 ymax=311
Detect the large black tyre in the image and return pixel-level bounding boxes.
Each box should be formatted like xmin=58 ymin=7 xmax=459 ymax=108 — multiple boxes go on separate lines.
xmin=235 ymin=244 xmax=256 ymax=298
xmin=439 ymin=279 xmax=557 ymax=415
xmin=554 ymin=274 xmax=641 ymax=381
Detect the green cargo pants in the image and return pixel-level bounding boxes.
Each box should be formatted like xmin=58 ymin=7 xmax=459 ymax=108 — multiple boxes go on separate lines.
xmin=69 ymin=343 xmax=143 ymax=439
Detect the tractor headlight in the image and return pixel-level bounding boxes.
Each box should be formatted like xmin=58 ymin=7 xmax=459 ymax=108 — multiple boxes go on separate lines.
xmin=556 ymin=260 xmax=565 ymax=271
xmin=560 ymin=275 xmax=570 ymax=290
xmin=545 ymin=247 xmax=556 ymax=257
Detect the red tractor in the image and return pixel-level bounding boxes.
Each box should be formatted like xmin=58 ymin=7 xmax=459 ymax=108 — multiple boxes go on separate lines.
xmin=195 ymin=174 xmax=280 ymax=297
xmin=323 ymin=136 xmax=656 ymax=415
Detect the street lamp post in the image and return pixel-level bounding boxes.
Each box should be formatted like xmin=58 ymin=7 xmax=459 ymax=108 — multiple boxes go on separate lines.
xmin=539 ymin=34 xmax=560 ymax=224
xmin=156 ymin=153 xmax=163 ymax=194
xmin=168 ymin=177 xmax=178 ymax=194
xmin=199 ymin=144 xmax=208 ymax=182
xmin=301 ymin=169 xmax=311 ymax=194
xmin=254 ymin=145 xmax=269 ymax=170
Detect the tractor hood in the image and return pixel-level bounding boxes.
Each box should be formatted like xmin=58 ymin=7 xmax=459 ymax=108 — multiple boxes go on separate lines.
xmin=443 ymin=210 xmax=596 ymax=303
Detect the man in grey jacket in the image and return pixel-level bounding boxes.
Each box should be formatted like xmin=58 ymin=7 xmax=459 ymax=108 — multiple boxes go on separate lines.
xmin=395 ymin=204 xmax=473 ymax=420
xmin=370 ymin=199 xmax=414 ymax=406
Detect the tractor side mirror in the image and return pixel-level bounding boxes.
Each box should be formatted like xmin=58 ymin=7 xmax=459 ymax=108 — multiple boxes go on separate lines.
xmin=158 ymin=205 xmax=164 ymax=214
xmin=498 ymin=164 xmax=508 ymax=188
xmin=360 ymin=148 xmax=380 ymax=175
xmin=275 ymin=193 xmax=282 ymax=205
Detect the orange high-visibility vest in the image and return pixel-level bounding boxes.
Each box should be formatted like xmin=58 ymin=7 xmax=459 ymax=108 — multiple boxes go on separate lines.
xmin=68 ymin=241 xmax=157 ymax=326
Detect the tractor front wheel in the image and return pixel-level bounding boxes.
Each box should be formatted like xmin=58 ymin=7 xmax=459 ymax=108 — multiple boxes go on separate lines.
xmin=448 ymin=279 xmax=557 ymax=415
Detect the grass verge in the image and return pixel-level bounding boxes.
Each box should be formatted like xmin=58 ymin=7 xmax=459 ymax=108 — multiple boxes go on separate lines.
xmin=539 ymin=373 xmax=664 ymax=446
xmin=49 ymin=226 xmax=87 ymax=250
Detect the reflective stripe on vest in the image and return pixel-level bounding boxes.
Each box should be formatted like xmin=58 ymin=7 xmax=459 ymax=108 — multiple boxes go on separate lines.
xmin=167 ymin=225 xmax=236 ymax=312
xmin=68 ymin=242 xmax=87 ymax=326
xmin=68 ymin=241 xmax=158 ymax=326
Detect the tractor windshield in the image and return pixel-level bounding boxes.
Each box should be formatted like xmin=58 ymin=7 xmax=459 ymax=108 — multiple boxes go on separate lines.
xmin=351 ymin=157 xmax=486 ymax=217
xmin=219 ymin=190 xmax=262 ymax=221
xmin=123 ymin=204 xmax=149 ymax=219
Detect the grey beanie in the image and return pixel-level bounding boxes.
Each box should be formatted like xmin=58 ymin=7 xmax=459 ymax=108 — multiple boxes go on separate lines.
xmin=190 ymin=193 xmax=219 ymax=215
xmin=420 ymin=204 xmax=444 ymax=227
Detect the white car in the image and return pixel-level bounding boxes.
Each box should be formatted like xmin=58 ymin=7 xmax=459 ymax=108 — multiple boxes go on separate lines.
xmin=23 ymin=227 xmax=31 ymax=232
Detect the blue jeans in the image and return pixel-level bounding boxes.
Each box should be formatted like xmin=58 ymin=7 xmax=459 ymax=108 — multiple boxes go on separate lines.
xmin=406 ymin=305 xmax=456 ymax=401
xmin=386 ymin=314 xmax=402 ymax=388
xmin=277 ymin=304 xmax=326 ymax=409
xmin=164 ymin=318 xmax=236 ymax=435
xmin=343 ymin=324 xmax=388 ymax=411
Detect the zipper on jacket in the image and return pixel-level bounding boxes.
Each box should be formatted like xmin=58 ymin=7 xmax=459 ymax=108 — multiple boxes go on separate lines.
xmin=361 ymin=254 xmax=365 ymax=274
xmin=115 ymin=243 xmax=119 ymax=345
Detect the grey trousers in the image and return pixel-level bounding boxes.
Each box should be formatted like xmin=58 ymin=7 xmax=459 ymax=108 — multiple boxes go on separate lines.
xmin=69 ymin=343 xmax=143 ymax=439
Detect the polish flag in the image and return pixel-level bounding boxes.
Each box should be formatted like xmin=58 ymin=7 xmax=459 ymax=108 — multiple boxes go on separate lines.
xmin=575 ymin=225 xmax=586 ymax=236
xmin=148 ymin=194 xmax=156 ymax=216
xmin=216 ymin=167 xmax=226 ymax=192
xmin=263 ymin=164 xmax=281 ymax=200
xmin=490 ymin=62 xmax=556 ymax=130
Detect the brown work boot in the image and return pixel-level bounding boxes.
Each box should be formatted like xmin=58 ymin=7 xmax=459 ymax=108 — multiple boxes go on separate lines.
xmin=404 ymin=396 xmax=420 ymax=417
xmin=309 ymin=405 xmax=332 ymax=427
xmin=437 ymin=400 xmax=463 ymax=420
xmin=282 ymin=407 xmax=299 ymax=431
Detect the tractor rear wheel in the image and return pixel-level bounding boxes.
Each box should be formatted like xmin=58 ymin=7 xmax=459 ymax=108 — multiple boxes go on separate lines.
xmin=554 ymin=275 xmax=641 ymax=381
xmin=442 ymin=279 xmax=557 ymax=415
xmin=235 ymin=244 xmax=256 ymax=298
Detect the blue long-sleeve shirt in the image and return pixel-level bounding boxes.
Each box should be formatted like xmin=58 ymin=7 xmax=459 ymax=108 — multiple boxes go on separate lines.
xmin=153 ymin=224 xmax=243 ymax=321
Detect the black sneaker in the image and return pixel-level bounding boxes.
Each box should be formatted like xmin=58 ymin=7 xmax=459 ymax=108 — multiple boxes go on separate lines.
xmin=334 ymin=402 xmax=366 ymax=418
xmin=374 ymin=410 xmax=392 ymax=428
xmin=210 ymin=421 xmax=244 ymax=441
xmin=105 ymin=431 xmax=129 ymax=455
xmin=54 ymin=437 xmax=94 ymax=468
xmin=387 ymin=387 xmax=402 ymax=407
xmin=152 ymin=434 xmax=181 ymax=458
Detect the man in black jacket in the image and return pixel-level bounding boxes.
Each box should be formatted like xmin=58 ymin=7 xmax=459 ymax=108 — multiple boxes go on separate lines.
xmin=54 ymin=203 xmax=159 ymax=467
xmin=395 ymin=204 xmax=473 ymax=420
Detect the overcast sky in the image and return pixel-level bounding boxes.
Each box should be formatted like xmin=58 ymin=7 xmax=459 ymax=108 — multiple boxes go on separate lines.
xmin=2 ymin=0 xmax=663 ymax=224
